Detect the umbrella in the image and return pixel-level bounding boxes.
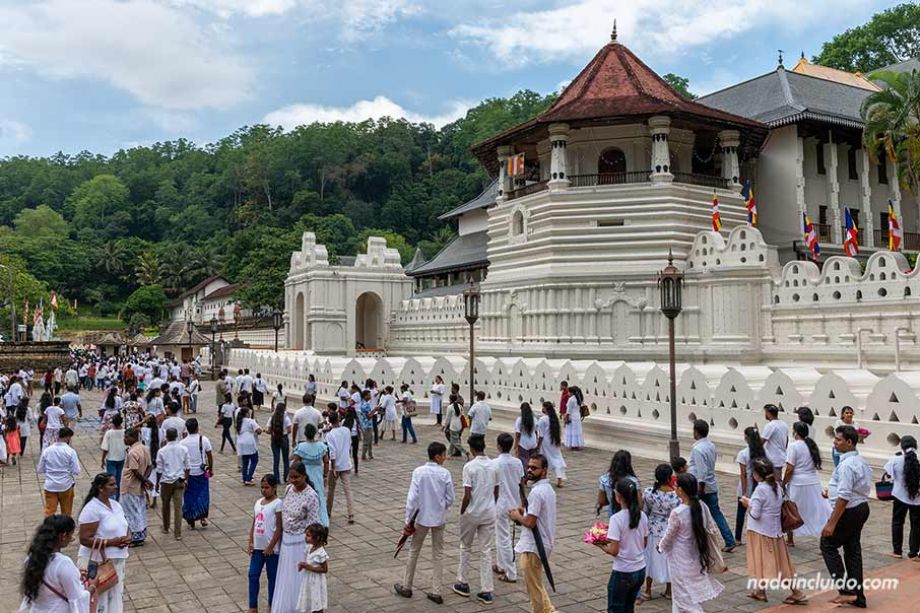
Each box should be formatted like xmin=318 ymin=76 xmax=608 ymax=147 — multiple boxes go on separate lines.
xmin=394 ymin=509 xmax=419 ymax=559
xmin=530 ymin=521 xmax=556 ymax=592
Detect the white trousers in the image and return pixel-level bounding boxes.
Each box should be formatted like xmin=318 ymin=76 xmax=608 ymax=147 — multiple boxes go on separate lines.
xmin=494 ymin=510 xmax=517 ymax=580
xmin=457 ymin=514 xmax=495 ymax=592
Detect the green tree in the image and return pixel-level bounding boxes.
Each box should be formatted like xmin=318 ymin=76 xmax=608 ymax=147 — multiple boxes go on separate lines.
xmin=352 ymin=229 xmax=415 ymax=264
xmin=662 ymin=73 xmax=696 ymax=100
xmin=13 ymin=205 xmax=70 ymax=239
xmin=861 ymin=69 xmax=920 ymax=197
xmin=814 ymin=3 xmax=920 ymax=72
xmin=122 ymin=285 xmax=169 ymax=323
xmin=69 ymin=174 xmax=131 ymax=238
xmin=135 ymin=251 xmax=162 ymax=286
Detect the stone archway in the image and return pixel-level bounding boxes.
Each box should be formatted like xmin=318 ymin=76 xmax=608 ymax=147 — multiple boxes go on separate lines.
xmin=355 ymin=292 xmax=384 ymax=350
xmin=293 ymin=292 xmax=305 ymax=350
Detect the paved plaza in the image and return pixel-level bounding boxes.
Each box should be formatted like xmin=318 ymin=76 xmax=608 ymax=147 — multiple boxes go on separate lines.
xmin=0 ymin=382 xmax=908 ymax=612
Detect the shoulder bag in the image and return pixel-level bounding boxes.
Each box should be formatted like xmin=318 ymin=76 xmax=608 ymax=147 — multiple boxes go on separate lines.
xmin=780 ymin=488 xmax=805 ymax=532
xmin=699 ymin=504 xmax=727 ymax=574
xmin=403 ymin=399 xmax=417 ymax=418
xmin=86 ymin=538 xmax=119 ymax=596
xmin=579 ymin=404 xmax=590 ymax=419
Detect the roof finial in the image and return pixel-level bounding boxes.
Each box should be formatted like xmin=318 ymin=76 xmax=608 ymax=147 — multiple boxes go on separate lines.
xmin=778 ymin=49 xmax=784 ymax=66
xmin=800 ymin=50 xmax=805 ymax=60
xmin=611 ymin=19 xmax=617 ymax=42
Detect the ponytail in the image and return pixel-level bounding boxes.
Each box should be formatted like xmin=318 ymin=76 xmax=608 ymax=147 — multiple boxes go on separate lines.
xmin=676 ymin=473 xmax=712 ymax=574
xmin=615 ymin=478 xmax=642 ymax=529
xmin=794 ymin=421 xmax=822 ymax=470
xmin=21 ymin=515 xmax=76 ymax=603
xmin=902 ymin=436 xmax=920 ymax=499
xmin=542 ymin=401 xmax=561 ymax=447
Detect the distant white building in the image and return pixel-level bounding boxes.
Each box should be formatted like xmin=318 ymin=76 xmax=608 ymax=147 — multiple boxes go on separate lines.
xmin=168 ymin=276 xmax=252 ymax=324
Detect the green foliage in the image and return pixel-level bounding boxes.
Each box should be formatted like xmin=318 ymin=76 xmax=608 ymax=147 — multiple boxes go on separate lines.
xmin=861 ymin=69 xmax=920 ymax=196
xmin=662 ymin=73 xmax=696 ymax=100
xmin=0 ymin=90 xmax=557 ymax=314
xmin=56 ymin=316 xmax=126 ymax=331
xmin=122 ymin=285 xmax=169 ymax=323
xmin=814 ymin=3 xmax=920 ymax=73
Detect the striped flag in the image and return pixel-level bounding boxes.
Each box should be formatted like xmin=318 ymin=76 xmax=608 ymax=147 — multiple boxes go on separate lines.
xmin=506 ymin=153 xmax=525 ymax=177
xmin=843 ymin=207 xmax=859 ymax=257
xmin=889 ymin=200 xmax=902 ymax=252
xmin=803 ymin=213 xmax=820 ymax=261
xmin=711 ymin=194 xmax=722 ymax=232
xmin=741 ymin=180 xmax=757 ymax=226
xmin=50 ymin=291 xmax=58 ymax=309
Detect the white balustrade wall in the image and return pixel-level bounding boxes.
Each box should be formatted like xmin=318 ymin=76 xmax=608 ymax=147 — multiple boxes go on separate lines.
xmin=228 ymin=348 xmax=919 ymax=474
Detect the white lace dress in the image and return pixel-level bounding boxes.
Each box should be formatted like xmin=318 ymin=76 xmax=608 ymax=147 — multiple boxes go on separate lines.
xmin=296 ymin=545 xmax=328 ymax=613
xmin=658 ymin=504 xmax=724 ymax=612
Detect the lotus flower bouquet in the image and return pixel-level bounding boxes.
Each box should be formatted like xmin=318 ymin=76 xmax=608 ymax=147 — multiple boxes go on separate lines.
xmin=583 ymin=522 xmax=609 ymax=545
xmin=856 ymin=427 xmax=871 ymax=438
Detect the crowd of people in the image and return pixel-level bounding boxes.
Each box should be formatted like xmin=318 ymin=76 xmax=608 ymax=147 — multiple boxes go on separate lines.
xmin=1 ymin=353 xmax=913 ymax=613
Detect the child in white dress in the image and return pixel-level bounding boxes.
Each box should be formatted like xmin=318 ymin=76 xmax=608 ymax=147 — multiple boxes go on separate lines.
xmin=297 ymin=523 xmax=329 ymax=613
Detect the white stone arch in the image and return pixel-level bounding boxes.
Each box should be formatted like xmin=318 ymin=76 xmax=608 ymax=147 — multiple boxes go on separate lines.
xmin=293 ymin=291 xmax=306 ymax=350
xmin=584 ymin=361 xmax=616 ymax=416
xmin=368 ymin=358 xmax=400 ymax=390
xmin=678 ymin=365 xmax=724 ymax=427
xmin=866 ymin=373 xmax=920 ymax=449
xmin=808 ymin=370 xmax=878 ymax=424
xmin=493 ymin=357 xmax=527 ymax=405
xmin=471 ymin=357 xmax=497 ymax=400
xmin=712 ymin=367 xmax=771 ymax=434
xmin=399 ymin=358 xmax=430 ymax=393
xmin=530 ymin=360 xmax=569 ymax=401
xmin=638 ymin=364 xmax=670 ymax=426
xmin=341 ymin=358 xmax=369 ymax=388
xmin=430 ymin=356 xmax=464 ymax=388
xmin=758 ymin=367 xmax=819 ymax=413
xmin=355 ymin=291 xmax=385 ymax=350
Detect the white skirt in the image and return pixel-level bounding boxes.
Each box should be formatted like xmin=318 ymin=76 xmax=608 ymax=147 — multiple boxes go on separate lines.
xmin=564 ymin=416 xmax=584 ymax=448
xmin=296 ymin=568 xmax=327 ymax=612
xmin=272 ymin=532 xmax=306 ymax=613
xmin=644 ymin=534 xmax=670 ymax=583
xmin=787 ymin=482 xmax=832 ymax=537
xmin=540 ymin=440 xmax=566 ymax=480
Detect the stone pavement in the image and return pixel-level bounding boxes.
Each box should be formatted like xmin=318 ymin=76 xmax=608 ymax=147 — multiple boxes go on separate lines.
xmin=0 ymin=382 xmax=910 ymax=612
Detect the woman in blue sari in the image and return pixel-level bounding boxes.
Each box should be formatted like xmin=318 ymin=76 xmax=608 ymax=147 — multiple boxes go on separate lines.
xmin=292 ymin=423 xmax=329 ymax=527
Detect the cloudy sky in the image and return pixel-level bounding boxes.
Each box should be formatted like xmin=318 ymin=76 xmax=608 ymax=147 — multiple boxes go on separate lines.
xmin=0 ymin=0 xmax=904 ymax=157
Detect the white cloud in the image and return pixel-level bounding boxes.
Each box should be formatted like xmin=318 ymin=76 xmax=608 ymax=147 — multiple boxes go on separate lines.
xmin=0 ymin=120 xmax=32 ymax=145
xmin=0 ymin=0 xmax=253 ymax=111
xmin=263 ymin=96 xmax=470 ymax=129
xmin=450 ymin=0 xmax=868 ymax=68
xmin=169 ymin=0 xmax=300 ymax=18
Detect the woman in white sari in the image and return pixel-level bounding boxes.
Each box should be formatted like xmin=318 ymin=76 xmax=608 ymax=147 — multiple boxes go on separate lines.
xmin=536 ymin=401 xmax=566 ymax=487
xmin=21 ymin=515 xmax=91 ymax=613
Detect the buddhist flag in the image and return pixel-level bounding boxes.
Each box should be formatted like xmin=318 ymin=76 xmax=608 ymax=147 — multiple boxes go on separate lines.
xmin=506 ymin=153 xmax=525 ymax=177
xmin=803 ymin=213 xmax=820 ymax=261
xmin=50 ymin=291 xmax=58 ymax=309
xmin=741 ymin=180 xmax=757 ymax=226
xmin=843 ymin=207 xmax=859 ymax=257
xmin=711 ymin=194 xmax=722 ymax=232
xmin=889 ymin=200 xmax=902 ymax=252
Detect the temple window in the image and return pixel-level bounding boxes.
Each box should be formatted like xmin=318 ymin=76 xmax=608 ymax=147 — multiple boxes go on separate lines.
xmin=598 ymin=147 xmax=626 ymax=175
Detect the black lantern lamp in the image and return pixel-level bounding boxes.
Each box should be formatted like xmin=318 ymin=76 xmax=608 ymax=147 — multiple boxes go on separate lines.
xmin=657 ymin=249 xmax=684 ymax=462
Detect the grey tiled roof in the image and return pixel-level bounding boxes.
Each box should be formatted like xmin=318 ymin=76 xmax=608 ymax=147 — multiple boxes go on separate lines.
xmin=438 ymin=180 xmax=498 ymax=220
xmin=150 ymin=320 xmax=211 ymax=346
xmin=698 ymin=67 xmax=871 ymax=128
xmin=407 ymin=231 xmax=488 ymax=277
xmin=412 ymin=283 xmax=468 ymax=298
xmin=876 ymin=57 xmax=919 ymax=75
xmin=404 ymin=247 xmax=428 ymax=273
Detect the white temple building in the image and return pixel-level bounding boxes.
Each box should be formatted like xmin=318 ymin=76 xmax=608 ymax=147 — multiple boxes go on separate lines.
xmin=233 ymin=32 xmax=920 ymax=471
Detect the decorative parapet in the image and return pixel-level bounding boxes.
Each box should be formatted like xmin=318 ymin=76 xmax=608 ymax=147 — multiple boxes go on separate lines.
xmin=289 ymin=232 xmax=330 ymax=271
xmin=686 ymin=226 xmax=779 ymax=272
xmin=775 ymin=251 xmax=916 ymax=306
xmin=354 ymin=236 xmax=402 ymax=270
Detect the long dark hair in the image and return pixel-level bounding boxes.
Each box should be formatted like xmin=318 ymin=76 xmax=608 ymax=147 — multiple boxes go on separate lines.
xmin=270 ymin=403 xmax=286 ymax=442
xmin=902 ymin=435 xmax=920 ymax=499
xmin=568 ymin=385 xmax=584 ymax=406
xmin=519 ymin=402 xmax=535 ymax=435
xmin=675 ymin=473 xmax=712 ymax=574
xmin=21 ymin=515 xmax=76 ymax=603
xmin=653 ymin=463 xmax=673 ymax=491
xmin=236 ymin=406 xmax=250 ymax=434
xmin=343 ymin=406 xmax=357 ymax=430
xmin=752 ymin=457 xmax=778 ymax=494
xmin=541 ymin=401 xmax=561 ymax=447
xmin=615 ymin=478 xmax=642 ymax=529
xmin=608 ymin=450 xmax=636 ymax=489
xmin=83 ymin=473 xmax=113 ymax=506
xmin=744 ymin=426 xmax=766 ymax=460
xmin=793 ymin=421 xmax=822 ymax=470
xmin=39 ymin=392 xmax=52 ymax=412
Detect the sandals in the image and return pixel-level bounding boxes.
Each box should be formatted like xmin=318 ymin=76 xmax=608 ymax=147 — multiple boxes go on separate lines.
xmin=746 ymin=592 xmax=767 ymax=602
xmin=497 ymin=575 xmax=517 ymax=584
xmin=783 ymin=595 xmax=809 ymax=605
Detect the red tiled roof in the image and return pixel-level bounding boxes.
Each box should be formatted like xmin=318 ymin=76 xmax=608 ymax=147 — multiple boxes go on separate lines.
xmin=472 ymin=41 xmax=767 ymax=171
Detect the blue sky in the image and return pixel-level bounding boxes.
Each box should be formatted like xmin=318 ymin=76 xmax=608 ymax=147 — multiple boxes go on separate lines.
xmin=0 ymin=0 xmax=906 ymax=158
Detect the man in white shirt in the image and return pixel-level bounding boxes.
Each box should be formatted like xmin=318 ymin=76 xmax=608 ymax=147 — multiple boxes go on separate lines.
xmin=337 ymin=382 xmax=350 ymax=410
xmin=468 ymin=391 xmax=492 ymax=437
xmin=395 ymin=441 xmax=454 ymax=604
xmin=292 ymin=394 xmax=323 ymax=446
xmin=37 ymin=427 xmax=81 ymax=516
xmin=63 ymin=366 xmax=79 ymax=390
xmin=454 ymin=435 xmax=499 ymax=604
xmin=3 ymin=375 xmax=23 ymax=411
xmin=156 ymin=428 xmax=191 ymax=541
xmin=240 ymin=369 xmax=254 ymax=395
xmin=821 ymin=424 xmax=873 ymax=608
xmin=160 ymin=403 xmax=188 ymax=442
xmin=179 ymin=418 xmax=214 ymax=529
xmin=761 ymin=404 xmax=788 ymax=479
xmin=325 ymin=411 xmax=355 ymax=524
xmin=510 ymin=454 xmax=557 ymax=613
xmin=493 ymin=433 xmax=526 ymax=582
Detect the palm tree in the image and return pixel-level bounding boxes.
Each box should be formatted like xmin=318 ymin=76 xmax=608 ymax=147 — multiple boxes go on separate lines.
xmin=135 ymin=251 xmax=161 ymax=286
xmin=94 ymin=240 xmax=126 ymax=276
xmin=862 ymin=69 xmax=920 ymax=196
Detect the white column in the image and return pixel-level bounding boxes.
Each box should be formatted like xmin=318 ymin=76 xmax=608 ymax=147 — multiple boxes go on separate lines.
xmin=496 ymin=145 xmax=512 ymax=202
xmin=795 ymin=136 xmax=807 ymax=214
xmin=887 ymin=156 xmax=903 ymax=219
xmin=648 ymin=116 xmax=673 ymax=185
xmin=824 ymin=138 xmax=842 ymax=244
xmin=548 ymin=123 xmax=570 ymax=191
xmin=856 ymin=148 xmax=874 ymax=246
xmin=718 ymin=130 xmax=741 ymax=186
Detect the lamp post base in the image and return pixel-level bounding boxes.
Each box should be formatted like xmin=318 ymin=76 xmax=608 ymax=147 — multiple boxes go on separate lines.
xmin=669 ymin=438 xmax=680 ymax=463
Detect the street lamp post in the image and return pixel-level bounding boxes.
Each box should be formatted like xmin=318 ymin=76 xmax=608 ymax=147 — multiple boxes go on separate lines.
xmin=658 ymin=249 xmax=684 ymax=462
xmin=209 ymin=315 xmax=219 ymax=379
xmin=463 ymin=278 xmax=481 ymax=405
xmin=186 ymin=319 xmax=194 ymax=360
xmin=272 ymin=308 xmax=283 ymax=352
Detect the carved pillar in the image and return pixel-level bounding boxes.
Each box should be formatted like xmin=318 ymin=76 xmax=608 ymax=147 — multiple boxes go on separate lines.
xmin=718 ymin=130 xmax=741 ymax=186
xmin=496 ymin=145 xmax=512 ymax=202
xmin=856 ymin=148 xmax=874 ymax=245
xmin=648 ymin=116 xmax=673 ymax=184
xmin=548 ymin=123 xmax=570 ymax=191
xmin=824 ymin=137 xmax=842 ymax=244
